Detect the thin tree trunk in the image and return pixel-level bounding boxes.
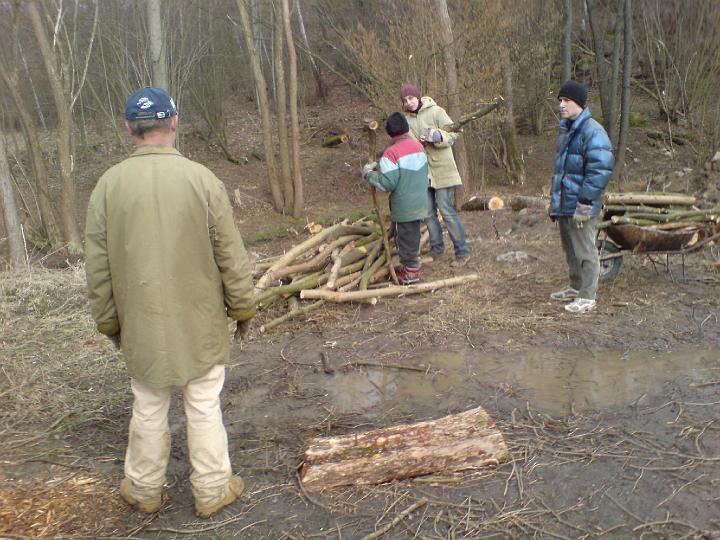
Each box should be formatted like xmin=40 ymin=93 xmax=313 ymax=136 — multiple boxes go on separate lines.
xmin=607 ymin=0 xmax=624 ymax=143
xmin=146 ymin=0 xmax=169 ymax=90
xmin=586 ymin=0 xmax=610 ymax=129
xmin=235 ymin=0 xmax=284 ymax=212
xmin=274 ymin=3 xmax=293 ymax=211
xmin=0 ymin=132 xmax=26 ymax=269
xmin=18 ymin=41 xmax=46 ymax=129
xmin=612 ymin=0 xmax=632 ymax=187
xmin=0 ymin=62 xmax=63 ymax=250
xmin=434 ymin=0 xmax=469 ymax=201
xmin=563 ymin=0 xmax=573 ymax=82
xmin=283 ymin=0 xmax=304 ymax=217
xmin=501 ymin=50 xmax=525 ymax=185
xmin=294 ymin=0 xmax=325 ymax=100
xmin=27 ymin=1 xmax=82 ymax=253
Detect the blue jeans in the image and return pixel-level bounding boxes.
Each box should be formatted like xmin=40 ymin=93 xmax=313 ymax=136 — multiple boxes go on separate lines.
xmin=425 ymin=187 xmax=470 ymax=257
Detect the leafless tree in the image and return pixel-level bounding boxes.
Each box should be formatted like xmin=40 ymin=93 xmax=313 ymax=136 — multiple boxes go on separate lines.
xmin=294 ymin=0 xmax=325 ymax=100
xmin=435 ymin=0 xmax=470 ymax=202
xmin=0 ymin=7 xmax=62 ymax=250
xmin=586 ymin=0 xmax=611 ymax=130
xmin=563 ymin=0 xmax=573 ymax=82
xmin=146 ymin=0 xmax=169 ymax=90
xmin=283 ymin=0 xmax=304 ymax=217
xmin=235 ymin=0 xmax=283 ymax=212
xmin=0 ymin=131 xmax=26 ymax=269
xmin=612 ymin=0 xmax=632 ymax=185
xmin=27 ymin=0 xmax=99 ymax=254
xmin=274 ymin=1 xmax=293 ymax=211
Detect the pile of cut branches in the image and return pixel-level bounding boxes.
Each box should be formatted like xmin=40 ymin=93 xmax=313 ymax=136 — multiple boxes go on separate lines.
xmin=600 ymin=192 xmax=720 ymax=230
xmin=253 ymin=218 xmax=479 ymax=332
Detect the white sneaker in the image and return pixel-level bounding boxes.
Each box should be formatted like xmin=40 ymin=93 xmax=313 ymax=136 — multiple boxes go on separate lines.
xmin=564 ymin=298 xmax=596 ymax=314
xmin=550 ymin=287 xmax=579 ymax=301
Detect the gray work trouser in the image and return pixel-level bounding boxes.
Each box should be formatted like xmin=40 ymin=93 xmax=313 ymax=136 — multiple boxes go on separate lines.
xmin=392 ymin=220 xmax=422 ymax=268
xmin=558 ymin=216 xmax=600 ymax=300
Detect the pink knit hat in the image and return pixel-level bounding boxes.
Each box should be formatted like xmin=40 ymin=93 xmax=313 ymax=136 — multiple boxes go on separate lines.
xmin=399 ymin=83 xmax=421 ymax=101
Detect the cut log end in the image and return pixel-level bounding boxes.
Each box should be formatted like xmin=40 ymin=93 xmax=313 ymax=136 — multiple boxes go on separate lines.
xmin=488 ymin=196 xmax=504 ymax=210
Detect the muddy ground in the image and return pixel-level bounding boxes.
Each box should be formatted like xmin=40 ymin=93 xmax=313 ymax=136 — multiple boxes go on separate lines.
xmin=1 ymin=87 xmax=720 ymax=538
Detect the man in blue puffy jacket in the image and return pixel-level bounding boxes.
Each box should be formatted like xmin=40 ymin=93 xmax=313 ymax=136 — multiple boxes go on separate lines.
xmin=549 ymin=81 xmax=614 ymax=314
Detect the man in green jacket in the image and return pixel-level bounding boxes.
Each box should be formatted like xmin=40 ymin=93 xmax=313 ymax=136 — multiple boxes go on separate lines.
xmin=85 ymin=87 xmax=255 ymax=518
xmin=400 ymin=84 xmax=471 ymax=267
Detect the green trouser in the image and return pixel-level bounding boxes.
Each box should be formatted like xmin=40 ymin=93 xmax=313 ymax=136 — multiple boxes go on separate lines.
xmin=558 ymin=216 xmax=599 ymax=300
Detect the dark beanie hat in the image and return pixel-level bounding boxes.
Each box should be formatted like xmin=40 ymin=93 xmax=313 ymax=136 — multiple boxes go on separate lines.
xmin=399 ymin=83 xmax=421 ymax=101
xmin=385 ymin=112 xmax=409 ymax=137
xmin=558 ymin=80 xmax=587 ymax=108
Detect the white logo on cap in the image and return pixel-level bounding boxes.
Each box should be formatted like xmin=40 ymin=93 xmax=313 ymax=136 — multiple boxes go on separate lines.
xmin=137 ymin=97 xmax=154 ymax=109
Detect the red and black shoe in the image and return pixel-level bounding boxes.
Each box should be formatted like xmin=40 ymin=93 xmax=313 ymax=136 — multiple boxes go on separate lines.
xmin=395 ymin=266 xmax=421 ymax=285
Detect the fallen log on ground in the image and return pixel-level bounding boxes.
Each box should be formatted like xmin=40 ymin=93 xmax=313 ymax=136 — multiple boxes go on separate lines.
xmin=461 ymin=195 xmax=548 ymax=212
xmin=321 ymin=133 xmax=349 ymax=147
xmin=300 ymin=274 xmax=479 ymax=303
xmin=461 ymin=196 xmax=504 ymax=211
xmin=300 ymin=405 xmax=508 ymax=491
xmin=604 ymin=192 xmax=696 ymax=207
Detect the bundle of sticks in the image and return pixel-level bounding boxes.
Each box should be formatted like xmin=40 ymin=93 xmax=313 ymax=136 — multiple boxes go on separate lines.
xmin=252 ymin=218 xmax=479 ymax=332
xmin=599 ymin=192 xmax=720 ymax=231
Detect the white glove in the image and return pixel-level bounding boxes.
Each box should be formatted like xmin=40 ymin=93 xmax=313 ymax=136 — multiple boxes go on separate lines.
xmin=422 ymin=127 xmax=443 ymax=144
xmin=361 ymin=161 xmax=377 ymax=179
xmin=573 ymin=202 xmax=594 ymax=228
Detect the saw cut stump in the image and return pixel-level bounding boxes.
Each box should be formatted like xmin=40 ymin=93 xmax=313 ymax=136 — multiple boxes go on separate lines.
xmin=300 ymin=406 xmax=508 ymax=491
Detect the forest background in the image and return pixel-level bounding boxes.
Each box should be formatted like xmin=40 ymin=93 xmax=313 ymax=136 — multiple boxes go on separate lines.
xmin=1 ymin=0 xmax=719 ymax=268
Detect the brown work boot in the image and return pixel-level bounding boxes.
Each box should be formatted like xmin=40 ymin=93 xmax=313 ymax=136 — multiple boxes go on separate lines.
xmin=195 ymin=476 xmax=244 ymax=518
xmin=119 ymin=478 xmax=162 ymax=513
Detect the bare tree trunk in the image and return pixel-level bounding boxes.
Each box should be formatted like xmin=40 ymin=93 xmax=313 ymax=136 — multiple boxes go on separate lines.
xmin=0 ymin=59 xmax=63 ymax=250
xmin=146 ymin=0 xmax=169 ymax=90
xmin=0 ymin=132 xmax=26 ymax=269
xmin=607 ymin=0 xmax=624 ymax=143
xmin=501 ymin=50 xmax=525 ymax=185
xmin=612 ymin=0 xmax=632 ymax=187
xmin=586 ymin=0 xmax=610 ymax=130
xmin=563 ymin=0 xmax=573 ymax=82
xmin=294 ymin=0 xmax=325 ymax=100
xmin=434 ymin=0 xmax=469 ymax=202
xmin=235 ymin=0 xmax=284 ymax=212
xmin=273 ymin=3 xmax=293 ymax=212
xmin=18 ymin=41 xmax=46 ymax=129
xmin=27 ymin=1 xmax=82 ymax=254
xmin=283 ymin=0 xmax=304 ymax=218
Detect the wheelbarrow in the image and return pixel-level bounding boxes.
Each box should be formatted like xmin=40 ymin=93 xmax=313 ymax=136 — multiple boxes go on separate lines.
xmin=596 ymin=223 xmax=720 ymax=282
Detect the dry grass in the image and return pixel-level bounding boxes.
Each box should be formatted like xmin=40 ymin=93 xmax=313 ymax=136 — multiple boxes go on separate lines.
xmin=0 ymin=265 xmax=128 ymax=456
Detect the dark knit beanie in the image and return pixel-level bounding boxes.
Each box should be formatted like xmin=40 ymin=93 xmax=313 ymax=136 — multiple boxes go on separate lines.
xmin=399 ymin=83 xmax=421 ymax=101
xmin=385 ymin=112 xmax=409 ymax=137
xmin=558 ymin=80 xmax=587 ymax=108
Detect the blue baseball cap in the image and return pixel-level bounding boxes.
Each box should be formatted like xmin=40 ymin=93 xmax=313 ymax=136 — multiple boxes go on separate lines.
xmin=125 ymin=87 xmax=177 ymax=120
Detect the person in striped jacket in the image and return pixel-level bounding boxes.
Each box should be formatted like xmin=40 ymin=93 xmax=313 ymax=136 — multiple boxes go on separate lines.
xmin=361 ymin=112 xmax=430 ymax=284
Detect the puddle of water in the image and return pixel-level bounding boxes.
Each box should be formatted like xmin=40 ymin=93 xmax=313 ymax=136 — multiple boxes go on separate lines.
xmin=326 ymin=352 xmax=464 ymax=413
xmin=323 ymin=347 xmax=718 ymax=416
xmin=475 ymin=347 xmax=717 ymax=415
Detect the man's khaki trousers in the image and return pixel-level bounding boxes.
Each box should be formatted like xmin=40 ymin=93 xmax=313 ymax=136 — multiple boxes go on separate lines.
xmin=558 ymin=216 xmax=600 ymax=300
xmin=124 ymin=364 xmax=232 ymax=507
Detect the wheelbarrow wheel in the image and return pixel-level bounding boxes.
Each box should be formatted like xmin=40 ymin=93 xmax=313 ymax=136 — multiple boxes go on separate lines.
xmin=596 ymin=239 xmax=623 ymax=283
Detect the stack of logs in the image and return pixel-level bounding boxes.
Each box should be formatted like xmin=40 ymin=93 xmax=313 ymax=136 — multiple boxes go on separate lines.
xmin=253 ymin=218 xmax=479 ymax=332
xmin=599 ymin=192 xmax=720 ymax=230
